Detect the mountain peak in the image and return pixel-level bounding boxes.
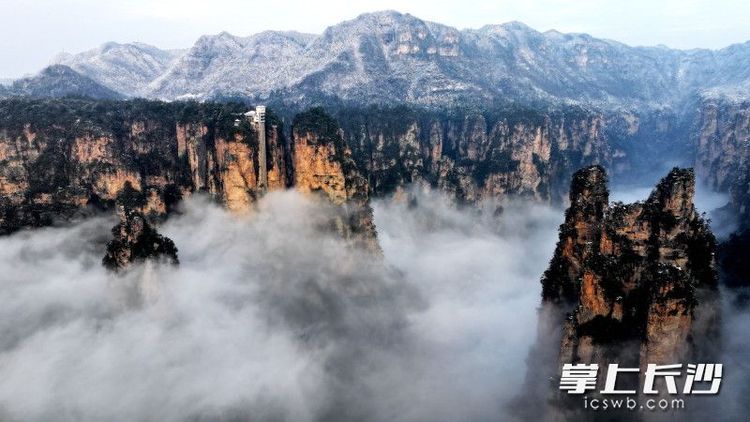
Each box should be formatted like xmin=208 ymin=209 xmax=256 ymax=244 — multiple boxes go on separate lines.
xmin=501 ymin=20 xmax=534 ymax=31
xmin=325 ymin=9 xmax=436 ymax=36
xmin=354 ymin=10 xmax=410 ymax=21
xmin=216 ymin=30 xmax=236 ymax=39
xmin=99 ymin=41 xmax=124 ymax=52
xmin=196 ymin=31 xmax=243 ymax=46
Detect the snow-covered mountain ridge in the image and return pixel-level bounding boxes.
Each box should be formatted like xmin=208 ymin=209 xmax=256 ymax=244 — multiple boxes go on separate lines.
xmin=13 ymin=10 xmax=750 ymax=107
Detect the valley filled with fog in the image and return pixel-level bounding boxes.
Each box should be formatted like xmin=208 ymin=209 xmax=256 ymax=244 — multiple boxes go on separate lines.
xmin=0 ymin=188 xmax=747 ymax=421
xmin=0 ymin=191 xmax=561 ymax=421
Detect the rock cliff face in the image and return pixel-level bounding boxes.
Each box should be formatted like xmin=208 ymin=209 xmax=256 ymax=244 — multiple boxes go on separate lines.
xmin=541 ymin=166 xmax=718 ymax=368
xmin=339 ymin=107 xmax=614 ymax=204
xmin=102 ymin=206 xmax=179 ymax=270
xmin=0 ymin=98 xmax=691 ymax=240
xmin=695 ymin=99 xmax=750 ymax=193
xmin=694 ymin=98 xmax=750 ymax=286
xmin=336 ymin=106 xmax=694 ymax=206
xmin=0 ymin=99 xmax=381 ymax=251
xmin=173 ymin=118 xmax=289 ymax=213
xmin=0 ymin=99 xmax=290 ymax=233
xmin=291 ymin=108 xmax=380 ymax=252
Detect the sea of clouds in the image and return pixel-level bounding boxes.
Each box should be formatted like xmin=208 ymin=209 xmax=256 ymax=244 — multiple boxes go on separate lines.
xmin=0 ymin=191 xmax=562 ymax=421
xmin=0 ymin=187 xmax=747 ymax=421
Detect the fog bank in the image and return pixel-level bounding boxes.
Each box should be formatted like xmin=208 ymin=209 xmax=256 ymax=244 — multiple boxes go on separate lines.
xmin=0 ymin=190 xmax=559 ymax=421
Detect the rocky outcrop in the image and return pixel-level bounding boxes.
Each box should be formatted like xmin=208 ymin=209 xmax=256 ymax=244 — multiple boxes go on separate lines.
xmin=541 ymin=166 xmax=718 ymax=368
xmin=291 ymin=108 xmax=380 ymax=252
xmin=102 ymin=206 xmax=179 ymax=271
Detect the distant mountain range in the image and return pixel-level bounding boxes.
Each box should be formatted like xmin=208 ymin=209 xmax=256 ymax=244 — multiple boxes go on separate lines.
xmin=5 ymin=10 xmax=750 ymax=107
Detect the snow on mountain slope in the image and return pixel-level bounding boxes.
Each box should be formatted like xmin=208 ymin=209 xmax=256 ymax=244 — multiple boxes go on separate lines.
xmin=4 ymin=64 xmax=123 ymax=99
xmin=53 ymin=42 xmax=182 ymax=97
xmin=18 ymin=11 xmax=750 ymax=107
xmin=148 ymin=30 xmax=316 ymax=100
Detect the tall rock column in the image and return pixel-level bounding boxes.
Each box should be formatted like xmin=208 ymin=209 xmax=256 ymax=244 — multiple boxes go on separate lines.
xmin=102 ymin=206 xmax=179 ymax=271
xmin=102 ymin=183 xmax=179 ymax=271
xmin=540 ymin=166 xmax=718 ymax=368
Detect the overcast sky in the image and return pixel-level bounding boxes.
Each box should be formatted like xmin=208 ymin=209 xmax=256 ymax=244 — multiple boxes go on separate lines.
xmin=1 ymin=0 xmax=749 ymax=78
